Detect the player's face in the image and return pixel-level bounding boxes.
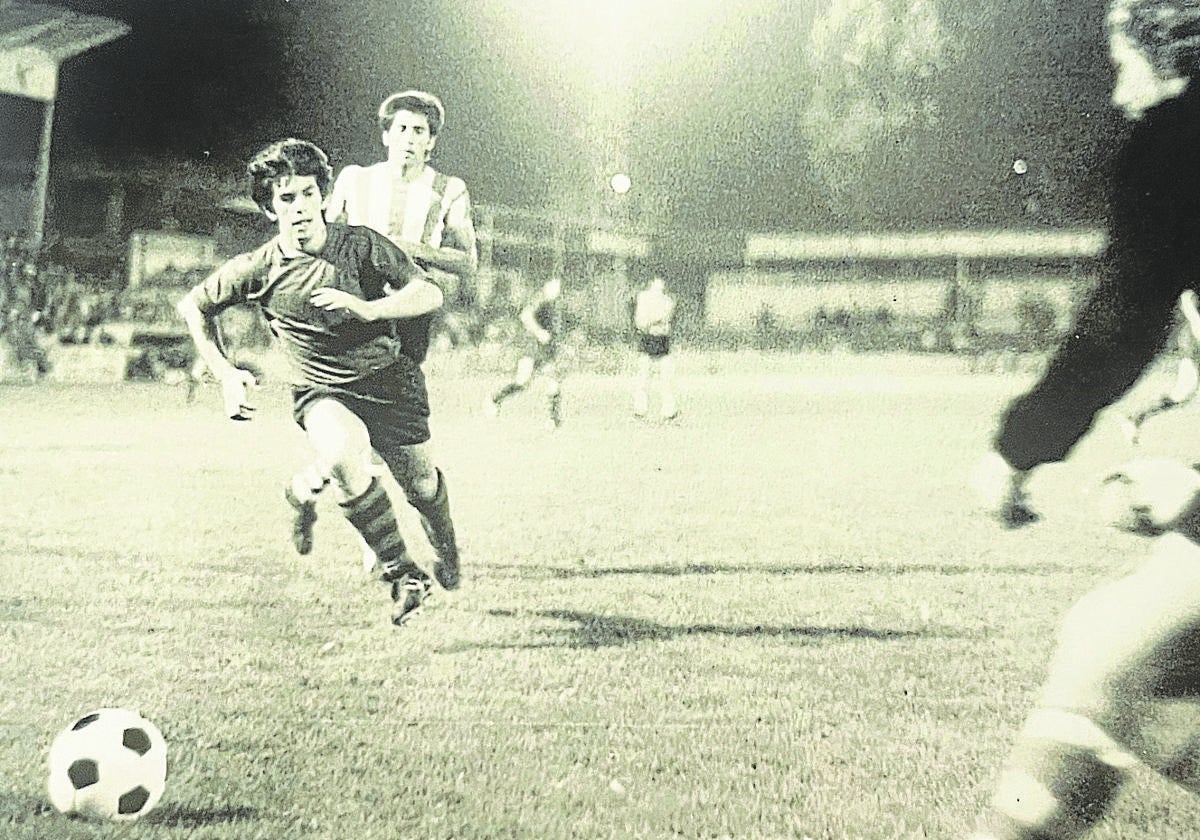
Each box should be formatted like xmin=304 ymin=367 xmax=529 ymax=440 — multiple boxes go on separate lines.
xmin=268 ymin=174 xmax=328 ymax=252
xmin=383 ymin=110 xmax=436 ymax=166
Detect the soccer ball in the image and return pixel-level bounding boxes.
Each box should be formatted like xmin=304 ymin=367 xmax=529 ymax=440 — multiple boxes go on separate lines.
xmin=47 ymin=708 xmax=167 ymax=822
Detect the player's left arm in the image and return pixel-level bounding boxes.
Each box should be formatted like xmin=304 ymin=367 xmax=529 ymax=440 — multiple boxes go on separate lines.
xmin=519 ymin=295 xmax=551 ymax=344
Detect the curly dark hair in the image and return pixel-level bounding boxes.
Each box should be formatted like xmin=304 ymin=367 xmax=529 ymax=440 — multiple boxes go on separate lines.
xmin=376 ymin=90 xmax=445 ymax=136
xmin=1120 ymin=0 xmax=1200 ymax=77
xmin=246 ymin=138 xmax=334 ymax=213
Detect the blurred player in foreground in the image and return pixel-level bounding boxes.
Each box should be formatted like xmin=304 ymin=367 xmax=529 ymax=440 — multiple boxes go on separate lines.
xmin=285 ymin=90 xmax=472 ymax=584
xmin=969 ymin=455 xmax=1200 ymax=838
xmin=177 ymin=138 xmax=454 ymax=626
xmin=486 ymin=276 xmax=565 ymax=429
xmin=974 ymin=0 xmax=1200 ymax=527
xmin=630 ymin=276 xmax=678 ymax=420
xmin=1121 ymin=288 xmax=1200 ymax=444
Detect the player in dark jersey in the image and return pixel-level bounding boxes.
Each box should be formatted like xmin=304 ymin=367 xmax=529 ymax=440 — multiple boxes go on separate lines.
xmin=969 ymin=456 xmax=1200 ymax=839
xmin=486 ymin=277 xmax=564 ymax=428
xmin=176 ymin=138 xmax=457 ymax=626
xmin=968 ymin=5 xmax=1200 ymax=834
xmin=974 ymin=0 xmax=1200 ymax=527
xmin=286 ymin=90 xmax=473 ymax=580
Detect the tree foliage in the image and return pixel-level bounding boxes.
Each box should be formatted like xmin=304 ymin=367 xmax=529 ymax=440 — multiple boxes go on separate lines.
xmin=799 ymin=0 xmax=954 ymax=225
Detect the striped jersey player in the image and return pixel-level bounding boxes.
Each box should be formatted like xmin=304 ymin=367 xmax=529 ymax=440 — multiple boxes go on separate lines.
xmin=326 ymin=90 xmax=477 ymax=300
xmin=287 ymin=91 xmax=475 ymax=577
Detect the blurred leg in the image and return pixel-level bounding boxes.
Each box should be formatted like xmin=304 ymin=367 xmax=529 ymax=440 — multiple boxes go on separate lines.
xmin=633 ymin=353 xmax=650 ymax=416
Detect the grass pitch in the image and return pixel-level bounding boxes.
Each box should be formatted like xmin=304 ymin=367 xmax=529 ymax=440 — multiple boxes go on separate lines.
xmin=1 ymin=349 xmax=1199 ymax=839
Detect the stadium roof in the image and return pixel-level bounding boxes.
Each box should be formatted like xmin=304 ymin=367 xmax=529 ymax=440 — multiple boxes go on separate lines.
xmin=0 ymin=1 xmax=129 ymax=101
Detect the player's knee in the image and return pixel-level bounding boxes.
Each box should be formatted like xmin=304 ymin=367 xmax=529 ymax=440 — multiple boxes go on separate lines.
xmin=985 ymin=707 xmax=1134 ymax=832
xmin=1125 ymin=702 xmax=1200 ymax=794
xmin=326 ymin=457 xmax=372 ymax=500
xmin=544 ymin=378 xmax=560 ymax=397
xmin=1046 ymin=538 xmax=1200 ymax=712
xmin=403 ymin=464 xmax=439 ymax=502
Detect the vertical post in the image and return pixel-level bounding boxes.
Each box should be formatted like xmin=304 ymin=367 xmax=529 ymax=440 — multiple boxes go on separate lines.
xmin=475 ymin=205 xmax=494 ymax=305
xmin=29 ymin=96 xmax=56 ymax=250
xmin=551 ymin=218 xmax=565 ymax=278
xmin=953 ymin=255 xmax=968 ymax=323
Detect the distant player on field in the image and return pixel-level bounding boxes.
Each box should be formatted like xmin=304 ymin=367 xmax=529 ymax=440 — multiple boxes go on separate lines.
xmin=974 ymin=0 xmax=1200 ymax=527
xmin=177 ymin=138 xmax=456 ymax=626
xmin=630 ymin=276 xmax=678 ymax=420
xmin=486 ymin=276 xmax=565 ymax=429
xmin=968 ymin=456 xmax=1200 ymax=838
xmin=285 ymin=90 xmax=473 ymax=583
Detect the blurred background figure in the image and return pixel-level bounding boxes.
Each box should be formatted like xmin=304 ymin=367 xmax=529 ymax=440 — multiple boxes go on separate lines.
xmin=631 ymin=276 xmax=678 ymax=420
xmin=487 ymin=276 xmax=565 ymax=429
xmin=1 ymin=234 xmax=51 ymax=382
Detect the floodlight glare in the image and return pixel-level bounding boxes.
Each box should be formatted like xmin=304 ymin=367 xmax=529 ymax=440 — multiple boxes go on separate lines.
xmin=610 ymin=172 xmax=632 ymax=194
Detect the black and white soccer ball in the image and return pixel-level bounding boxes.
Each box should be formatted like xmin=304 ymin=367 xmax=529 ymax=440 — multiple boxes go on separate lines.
xmin=47 ymin=708 xmax=167 ymax=822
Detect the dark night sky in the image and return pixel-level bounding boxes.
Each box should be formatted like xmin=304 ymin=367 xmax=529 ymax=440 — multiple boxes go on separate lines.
xmin=37 ymin=0 xmax=1122 ymax=232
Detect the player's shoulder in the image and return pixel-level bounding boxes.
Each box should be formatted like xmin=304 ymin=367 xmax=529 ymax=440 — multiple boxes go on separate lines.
xmin=426 ymin=165 xmax=470 ymax=198
xmin=332 ymin=162 xmax=384 ymax=191
xmin=332 ymin=163 xmax=362 ymax=186
xmin=446 ymin=173 xmax=469 ymax=198
xmin=223 ymin=239 xmax=277 ymax=273
xmin=348 ymin=224 xmax=422 ymax=272
xmin=336 ymin=161 xmax=382 ymax=178
xmin=324 ymin=222 xmax=385 ymax=257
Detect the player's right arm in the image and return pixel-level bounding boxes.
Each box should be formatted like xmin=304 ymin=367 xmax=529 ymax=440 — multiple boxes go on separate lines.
xmin=519 ymin=294 xmax=551 ymax=344
xmin=176 ymin=249 xmax=266 ymax=420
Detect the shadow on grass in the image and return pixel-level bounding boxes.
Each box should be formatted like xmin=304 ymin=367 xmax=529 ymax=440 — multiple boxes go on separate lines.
xmin=145 ymin=803 xmax=259 ymax=827
xmin=0 ymin=792 xmax=54 ymax=823
xmin=483 ymin=561 xmax=1083 ymax=579
xmin=468 ymin=608 xmax=941 ymax=650
xmin=0 ymin=797 xmax=257 ymax=832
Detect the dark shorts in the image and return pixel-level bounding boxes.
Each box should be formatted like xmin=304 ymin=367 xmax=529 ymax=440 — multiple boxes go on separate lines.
xmin=638 ymin=334 xmax=671 ymax=358
xmin=292 ymin=358 xmax=431 ymax=460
